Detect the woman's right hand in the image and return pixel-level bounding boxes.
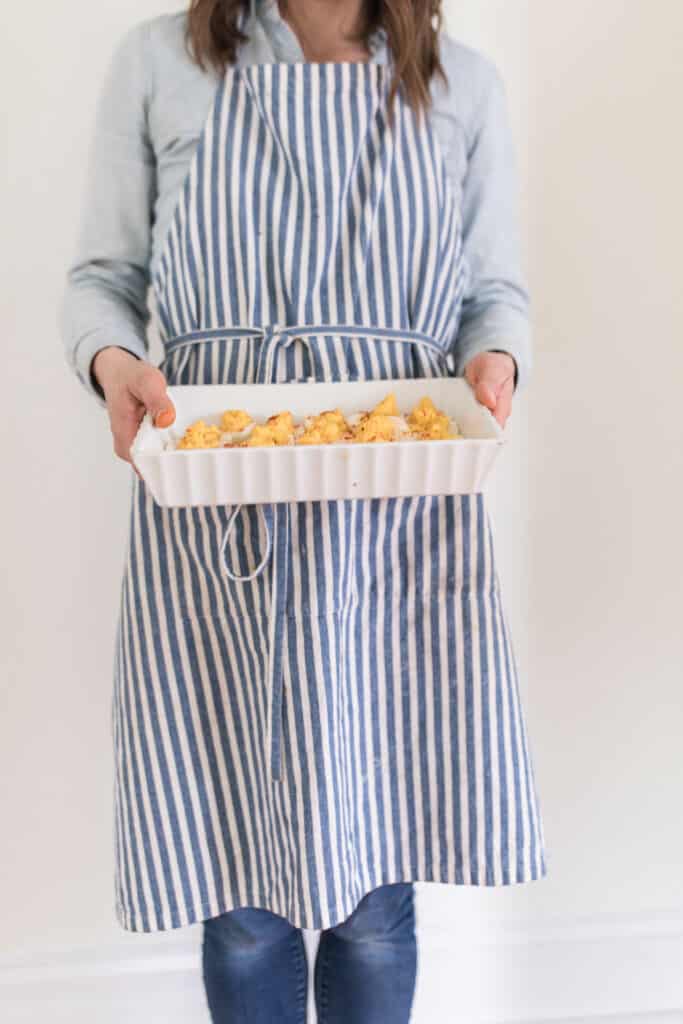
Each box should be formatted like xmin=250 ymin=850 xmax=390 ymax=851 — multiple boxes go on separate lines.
xmin=92 ymin=347 xmax=176 ymax=464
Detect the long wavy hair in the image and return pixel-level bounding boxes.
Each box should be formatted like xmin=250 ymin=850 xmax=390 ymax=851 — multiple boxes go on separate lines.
xmin=187 ymin=0 xmax=445 ymax=112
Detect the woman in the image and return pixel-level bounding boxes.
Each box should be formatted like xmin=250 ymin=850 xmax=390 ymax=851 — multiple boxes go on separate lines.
xmin=62 ymin=1 xmax=546 ymax=1020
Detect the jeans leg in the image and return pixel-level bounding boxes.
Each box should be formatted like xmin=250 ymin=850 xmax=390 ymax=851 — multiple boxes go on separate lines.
xmin=314 ymin=883 xmax=417 ymax=1024
xmin=202 ymin=907 xmax=308 ymax=1024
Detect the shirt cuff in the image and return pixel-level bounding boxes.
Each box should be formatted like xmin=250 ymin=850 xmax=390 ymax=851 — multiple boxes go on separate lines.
xmin=488 ymin=348 xmax=519 ymax=391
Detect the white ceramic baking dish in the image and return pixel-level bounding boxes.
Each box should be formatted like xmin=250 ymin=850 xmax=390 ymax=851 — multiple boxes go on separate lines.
xmin=131 ymin=378 xmax=505 ymax=507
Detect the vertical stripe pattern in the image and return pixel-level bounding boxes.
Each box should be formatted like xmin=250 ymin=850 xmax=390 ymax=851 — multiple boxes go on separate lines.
xmin=113 ymin=61 xmax=546 ymax=933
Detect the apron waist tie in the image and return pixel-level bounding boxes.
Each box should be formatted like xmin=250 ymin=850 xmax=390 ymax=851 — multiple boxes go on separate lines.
xmin=221 ymin=502 xmax=289 ymax=782
xmin=215 ymin=326 xmax=310 ymax=783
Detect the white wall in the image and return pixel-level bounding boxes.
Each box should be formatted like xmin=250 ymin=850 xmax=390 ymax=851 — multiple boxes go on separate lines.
xmin=1 ymin=0 xmax=183 ymax=952
xmin=527 ymin=0 xmax=683 ymax=924
xmin=2 ymin=1 xmax=682 ymax=1022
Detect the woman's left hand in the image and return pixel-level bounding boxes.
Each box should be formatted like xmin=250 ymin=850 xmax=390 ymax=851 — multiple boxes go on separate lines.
xmin=464 ymin=351 xmax=517 ymax=428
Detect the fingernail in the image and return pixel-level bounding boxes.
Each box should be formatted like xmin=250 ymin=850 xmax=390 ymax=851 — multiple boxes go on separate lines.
xmin=154 ymin=407 xmax=175 ymax=429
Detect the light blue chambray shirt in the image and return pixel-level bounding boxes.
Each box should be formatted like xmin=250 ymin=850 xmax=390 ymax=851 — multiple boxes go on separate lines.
xmin=61 ymin=2 xmax=531 ymax=399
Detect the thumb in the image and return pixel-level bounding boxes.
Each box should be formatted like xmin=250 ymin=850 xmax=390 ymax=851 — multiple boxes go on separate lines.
xmin=132 ymin=365 xmax=176 ymax=428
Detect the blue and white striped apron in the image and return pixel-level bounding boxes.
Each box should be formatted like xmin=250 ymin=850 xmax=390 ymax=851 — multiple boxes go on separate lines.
xmin=113 ymin=59 xmax=546 ymax=933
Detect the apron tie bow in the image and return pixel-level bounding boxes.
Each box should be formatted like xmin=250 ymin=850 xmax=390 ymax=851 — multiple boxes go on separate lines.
xmin=220 ymin=325 xmax=312 ymax=783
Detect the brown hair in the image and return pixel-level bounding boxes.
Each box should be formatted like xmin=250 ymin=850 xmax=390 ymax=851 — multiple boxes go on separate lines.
xmin=186 ymin=1 xmax=445 ymax=113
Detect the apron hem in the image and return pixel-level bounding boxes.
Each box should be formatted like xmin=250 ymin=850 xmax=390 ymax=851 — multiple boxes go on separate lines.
xmin=115 ymin=856 xmax=548 ymax=934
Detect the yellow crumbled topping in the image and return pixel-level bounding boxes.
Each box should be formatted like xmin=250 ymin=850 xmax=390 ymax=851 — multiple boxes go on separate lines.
xmin=352 ymin=414 xmax=401 ymax=443
xmin=407 ymin=396 xmax=459 ymax=440
xmin=296 ymin=409 xmax=350 ymax=445
xmin=371 ymin=393 xmax=399 ymax=417
xmin=174 ymin=394 xmax=461 ymax=450
xmin=245 ymin=412 xmax=295 ymax=447
xmin=177 ymin=420 xmax=223 ymax=450
xmin=220 ymin=409 xmax=252 ymax=432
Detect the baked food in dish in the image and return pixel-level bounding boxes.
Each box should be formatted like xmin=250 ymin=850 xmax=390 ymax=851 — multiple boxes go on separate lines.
xmin=173 ymin=393 xmax=462 ymax=450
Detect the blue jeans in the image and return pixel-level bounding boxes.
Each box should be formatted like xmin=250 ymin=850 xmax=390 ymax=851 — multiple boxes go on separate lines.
xmin=202 ymin=882 xmax=417 ymax=1023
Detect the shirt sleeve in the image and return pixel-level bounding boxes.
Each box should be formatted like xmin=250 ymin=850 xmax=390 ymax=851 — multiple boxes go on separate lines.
xmin=60 ymin=21 xmax=156 ymax=402
xmin=451 ymin=65 xmax=532 ymax=393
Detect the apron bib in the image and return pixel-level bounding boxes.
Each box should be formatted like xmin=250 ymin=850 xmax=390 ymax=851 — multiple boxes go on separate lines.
xmin=113 ymin=60 xmax=546 ymax=932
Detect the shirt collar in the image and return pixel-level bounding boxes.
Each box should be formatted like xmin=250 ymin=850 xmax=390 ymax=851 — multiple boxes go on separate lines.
xmin=246 ymin=0 xmax=390 ymax=66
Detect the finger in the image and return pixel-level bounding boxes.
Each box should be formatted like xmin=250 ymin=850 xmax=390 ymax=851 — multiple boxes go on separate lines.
xmin=110 ymin=411 xmax=143 ymax=465
xmin=494 ymin=379 xmax=513 ymax=427
xmin=109 ymin=401 xmax=140 ymax=435
xmin=482 ymin=366 xmax=514 ymax=397
xmin=133 ymin=366 xmax=176 ymax=427
xmin=474 ymin=376 xmax=497 ymax=410
xmin=114 ymin=437 xmax=145 ymax=475
xmin=113 ymin=436 xmax=134 ymax=464
xmin=116 ymin=421 xmax=143 ymax=478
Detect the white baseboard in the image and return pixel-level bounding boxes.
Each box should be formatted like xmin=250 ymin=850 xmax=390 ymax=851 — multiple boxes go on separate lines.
xmin=414 ymin=907 xmax=683 ymax=1023
xmin=1 ymin=910 xmax=681 ymax=1024
xmin=520 ymin=1018 xmax=682 ymax=1024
